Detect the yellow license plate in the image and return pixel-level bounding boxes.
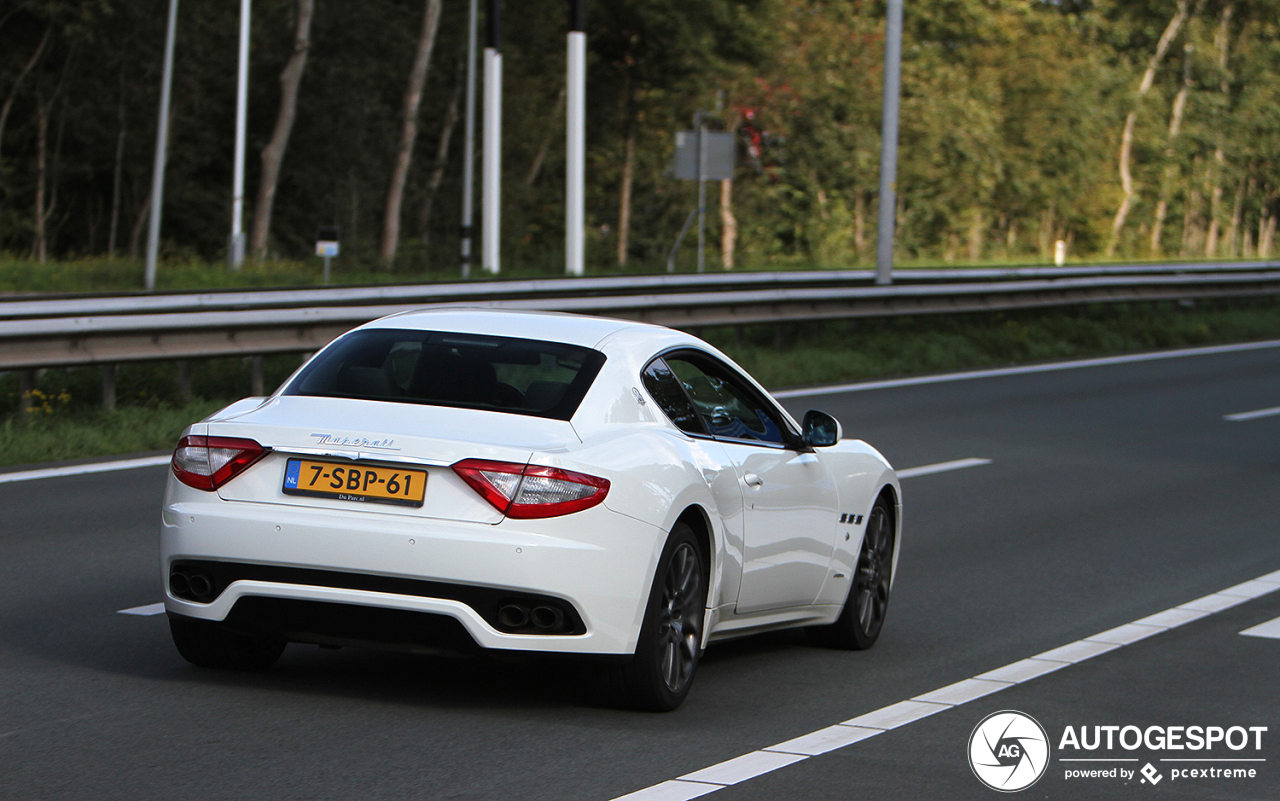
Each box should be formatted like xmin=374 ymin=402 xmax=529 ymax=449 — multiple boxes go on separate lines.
xmin=283 ymin=458 xmax=426 ymax=507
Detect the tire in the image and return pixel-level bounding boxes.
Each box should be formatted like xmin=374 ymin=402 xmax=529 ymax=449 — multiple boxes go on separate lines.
xmin=611 ymin=523 xmax=707 ymax=712
xmin=169 ymin=615 xmax=285 ymax=671
xmin=808 ymin=497 xmax=894 ymax=650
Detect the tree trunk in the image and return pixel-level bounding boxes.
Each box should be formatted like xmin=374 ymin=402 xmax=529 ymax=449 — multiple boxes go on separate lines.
xmin=967 ymin=209 xmax=983 ymax=262
xmin=1227 ymin=170 xmax=1251 ymax=257
xmin=0 ymin=26 xmax=49 ymax=161
xmin=1107 ymin=0 xmax=1190 ymax=256
xmin=418 ymin=62 xmax=464 ymax=246
xmin=129 ymin=193 xmax=151 ymax=260
xmin=1151 ymin=42 xmax=1194 ymax=256
xmin=526 ymin=87 xmax=566 ymax=186
xmin=250 ymin=0 xmax=315 ymax=260
xmin=1180 ymin=155 xmax=1203 ymax=256
xmin=854 ymin=191 xmax=866 ymax=258
xmin=1205 ymin=2 xmax=1234 ymax=257
xmin=720 ymin=178 xmax=737 ymax=270
xmin=617 ymin=121 xmax=635 ymax=266
xmin=1039 ymin=206 xmax=1054 ymax=258
xmin=379 ymin=0 xmax=443 ymax=265
xmin=34 ymin=93 xmax=48 ymax=263
xmin=1261 ymin=201 xmax=1276 ymax=258
xmin=108 ymin=81 xmax=126 ymax=257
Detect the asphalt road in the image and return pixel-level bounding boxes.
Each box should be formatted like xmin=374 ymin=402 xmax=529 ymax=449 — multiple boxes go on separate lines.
xmin=2 ymin=342 xmax=1278 ymax=800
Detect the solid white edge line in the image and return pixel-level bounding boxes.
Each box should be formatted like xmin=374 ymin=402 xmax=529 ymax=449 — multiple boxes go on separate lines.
xmin=1224 ymin=406 xmax=1280 ymax=421
xmin=117 ymin=602 xmax=166 ymax=616
xmin=0 ymin=455 xmax=171 ymax=485
xmin=771 ymin=338 xmax=1280 ymax=399
xmin=896 ymin=458 xmax=991 ymax=479
xmin=606 ymin=568 xmax=1280 ymax=801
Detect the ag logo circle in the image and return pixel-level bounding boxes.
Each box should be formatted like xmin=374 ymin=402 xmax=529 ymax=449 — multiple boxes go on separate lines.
xmin=968 ymin=710 xmax=1050 ymax=792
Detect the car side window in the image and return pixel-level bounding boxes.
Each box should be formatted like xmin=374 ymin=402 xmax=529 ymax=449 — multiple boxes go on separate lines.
xmin=642 ymin=358 xmax=706 ymax=435
xmin=663 ymin=354 xmax=787 ymax=446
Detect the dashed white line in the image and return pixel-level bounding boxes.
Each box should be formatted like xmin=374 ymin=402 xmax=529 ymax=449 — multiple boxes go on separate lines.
xmin=0 ymin=455 xmax=170 ymax=485
xmin=607 ymin=567 xmax=1280 ymax=801
xmin=117 ymin=603 xmax=166 ymax=616
xmin=1224 ymin=405 xmax=1280 ymax=421
xmin=1240 ymin=616 xmax=1280 ymax=640
xmin=896 ymin=457 xmax=991 ymax=479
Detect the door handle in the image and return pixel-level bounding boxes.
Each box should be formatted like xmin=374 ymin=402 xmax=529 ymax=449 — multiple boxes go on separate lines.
xmin=743 ymin=473 xmax=764 ymax=488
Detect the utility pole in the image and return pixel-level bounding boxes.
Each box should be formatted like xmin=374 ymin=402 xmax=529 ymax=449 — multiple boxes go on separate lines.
xmin=229 ymin=0 xmax=250 ymax=269
xmin=145 ymin=0 xmax=179 ymax=291
xmin=482 ymin=0 xmax=501 ymax=274
xmin=565 ymin=0 xmax=585 ymax=276
xmin=460 ymin=0 xmax=477 ymax=277
xmin=875 ymin=0 xmax=903 ymax=286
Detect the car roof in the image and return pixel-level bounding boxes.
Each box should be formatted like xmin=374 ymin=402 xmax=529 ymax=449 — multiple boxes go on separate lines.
xmin=360 ymin=308 xmax=663 ymax=349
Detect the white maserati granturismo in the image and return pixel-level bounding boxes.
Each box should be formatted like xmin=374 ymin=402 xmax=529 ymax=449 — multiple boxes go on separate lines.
xmin=161 ymin=309 xmax=900 ymax=710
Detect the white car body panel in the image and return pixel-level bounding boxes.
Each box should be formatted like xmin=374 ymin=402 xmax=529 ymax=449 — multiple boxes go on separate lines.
xmin=161 ymin=309 xmax=900 ymax=659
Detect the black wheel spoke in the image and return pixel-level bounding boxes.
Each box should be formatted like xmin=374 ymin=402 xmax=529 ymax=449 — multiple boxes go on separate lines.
xmin=654 ymin=542 xmax=703 ymax=692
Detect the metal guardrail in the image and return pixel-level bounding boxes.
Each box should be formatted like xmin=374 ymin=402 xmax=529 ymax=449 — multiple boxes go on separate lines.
xmin=1 ymin=262 xmax=1278 ymax=371
xmin=2 ymin=261 xmax=1278 ymax=321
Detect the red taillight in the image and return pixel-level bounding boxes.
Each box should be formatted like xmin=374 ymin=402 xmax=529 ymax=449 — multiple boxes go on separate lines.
xmin=171 ymin=435 xmax=267 ymax=491
xmin=451 ymin=458 xmax=610 ymax=519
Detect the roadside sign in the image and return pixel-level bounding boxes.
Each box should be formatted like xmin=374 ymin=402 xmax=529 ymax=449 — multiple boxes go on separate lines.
xmin=316 ymin=226 xmax=340 ymax=258
xmin=673 ymin=131 xmax=735 ymax=181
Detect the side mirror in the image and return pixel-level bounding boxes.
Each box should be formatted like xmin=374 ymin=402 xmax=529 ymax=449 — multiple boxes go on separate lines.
xmin=801 ymin=410 xmax=842 ymax=448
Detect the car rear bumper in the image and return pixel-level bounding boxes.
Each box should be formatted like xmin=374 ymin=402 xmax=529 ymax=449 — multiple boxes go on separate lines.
xmin=160 ymin=494 xmax=664 ymax=655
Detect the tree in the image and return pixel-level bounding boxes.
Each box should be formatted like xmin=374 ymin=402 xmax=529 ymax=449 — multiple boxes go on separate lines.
xmin=251 ymin=0 xmax=314 ymax=259
xmin=378 ymin=0 xmax=442 ymax=265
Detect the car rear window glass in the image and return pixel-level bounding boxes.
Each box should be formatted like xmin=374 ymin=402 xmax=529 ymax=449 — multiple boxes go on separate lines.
xmin=283 ymin=328 xmax=606 ymax=421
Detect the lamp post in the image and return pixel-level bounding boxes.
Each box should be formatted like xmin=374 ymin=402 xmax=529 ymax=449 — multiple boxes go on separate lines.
xmin=481 ymin=0 xmax=501 ymax=274
xmin=875 ymin=0 xmax=903 ymax=286
xmin=144 ymin=0 xmax=179 ymax=291
xmin=565 ymin=0 xmax=585 ymax=276
xmin=229 ymin=0 xmax=250 ymax=269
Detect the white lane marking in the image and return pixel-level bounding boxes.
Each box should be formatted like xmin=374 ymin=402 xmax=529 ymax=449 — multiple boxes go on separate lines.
xmin=0 ymin=455 xmax=170 ymax=485
xmin=607 ymin=567 xmax=1280 ymax=801
xmin=1240 ymin=616 xmax=1280 ymax=640
xmin=896 ymin=457 xmax=991 ymax=479
xmin=772 ymin=338 xmax=1280 ymax=399
xmin=1224 ymin=405 xmax=1280 ymax=421
xmin=117 ymin=602 xmax=165 ymax=616
xmin=679 ymin=752 xmax=807 ymax=786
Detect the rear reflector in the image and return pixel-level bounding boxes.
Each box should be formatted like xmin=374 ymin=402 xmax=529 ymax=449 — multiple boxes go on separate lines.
xmin=172 ymin=435 xmax=267 ymax=491
xmin=451 ymin=458 xmax=609 ymax=519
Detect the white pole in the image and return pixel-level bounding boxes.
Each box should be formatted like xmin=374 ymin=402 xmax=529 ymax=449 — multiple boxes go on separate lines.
xmin=875 ymin=0 xmax=903 ymax=286
xmin=145 ymin=0 xmax=179 ymax=291
xmin=565 ymin=2 xmax=585 ymax=276
xmin=460 ymin=0 xmax=477 ymax=277
xmin=230 ymin=0 xmax=250 ymax=269
xmin=481 ymin=1 xmax=501 ymax=274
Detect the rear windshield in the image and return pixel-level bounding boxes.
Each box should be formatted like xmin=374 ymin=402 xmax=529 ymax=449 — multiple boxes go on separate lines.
xmin=283 ymin=328 xmax=606 ymax=421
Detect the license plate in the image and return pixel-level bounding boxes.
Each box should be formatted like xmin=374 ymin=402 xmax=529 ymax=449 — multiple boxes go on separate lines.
xmin=282 ymin=458 xmax=426 ymax=507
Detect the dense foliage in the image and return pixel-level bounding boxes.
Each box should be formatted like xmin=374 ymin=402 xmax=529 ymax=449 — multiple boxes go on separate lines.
xmin=1 ymin=0 xmax=1277 ymax=277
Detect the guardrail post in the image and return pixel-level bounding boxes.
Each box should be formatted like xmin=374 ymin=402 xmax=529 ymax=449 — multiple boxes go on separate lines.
xmin=18 ymin=369 xmax=34 ymax=420
xmin=102 ymin=364 xmax=117 ymax=412
xmin=250 ymin=355 xmax=264 ymax=396
xmin=178 ymin=360 xmax=193 ymax=403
